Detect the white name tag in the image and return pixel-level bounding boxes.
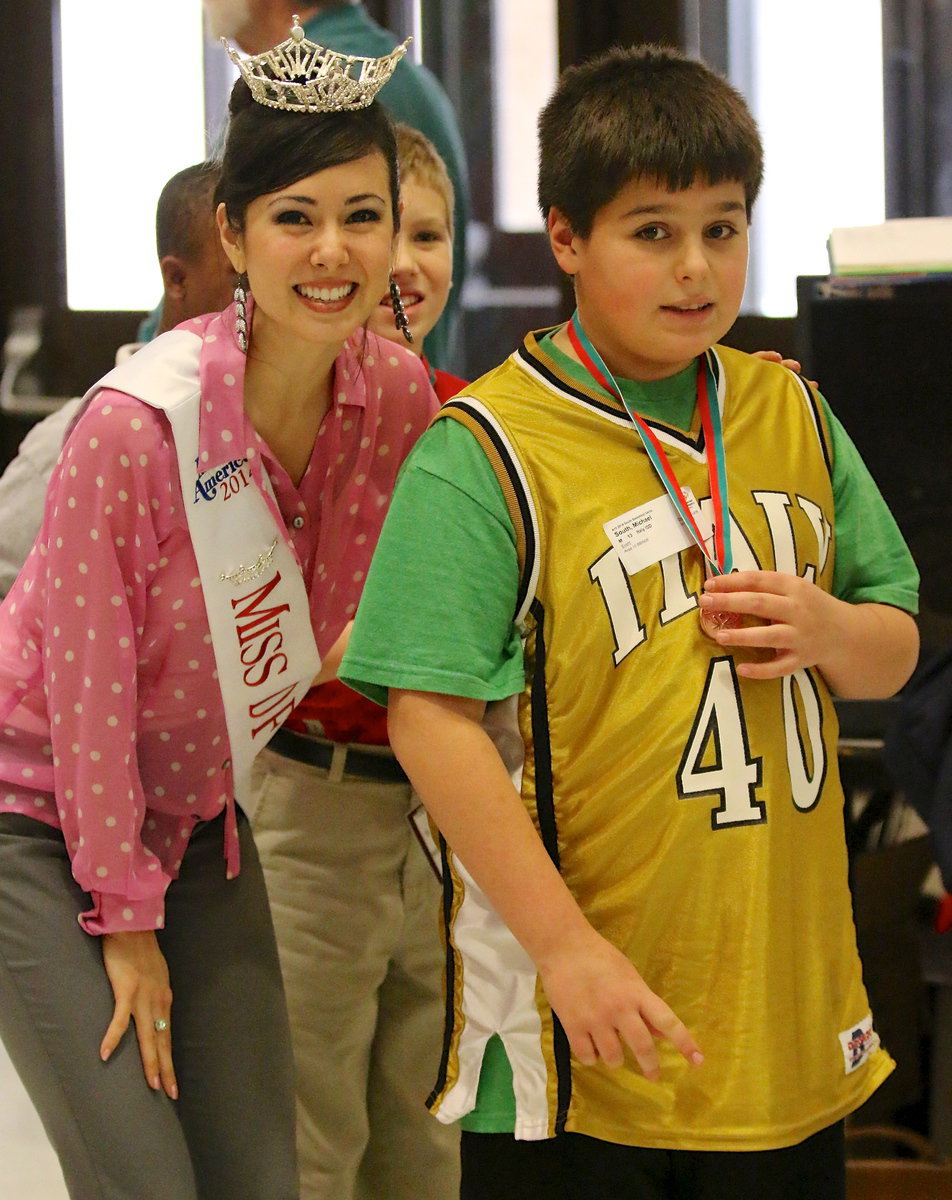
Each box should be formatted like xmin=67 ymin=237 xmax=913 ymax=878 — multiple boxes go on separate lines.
xmin=604 ymin=488 xmax=707 ymax=575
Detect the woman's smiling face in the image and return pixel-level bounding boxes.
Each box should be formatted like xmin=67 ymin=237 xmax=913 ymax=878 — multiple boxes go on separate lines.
xmin=218 ymin=150 xmax=396 ymax=354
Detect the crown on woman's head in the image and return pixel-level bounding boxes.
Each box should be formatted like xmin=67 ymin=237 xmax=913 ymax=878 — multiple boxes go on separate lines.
xmin=223 ymin=15 xmax=410 ymax=113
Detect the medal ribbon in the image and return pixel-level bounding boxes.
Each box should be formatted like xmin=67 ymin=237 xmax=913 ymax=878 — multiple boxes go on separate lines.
xmin=566 ymin=312 xmax=733 ymax=575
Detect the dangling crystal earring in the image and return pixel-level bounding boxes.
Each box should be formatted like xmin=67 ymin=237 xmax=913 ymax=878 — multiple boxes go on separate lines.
xmin=389 ymin=275 xmax=413 ymax=344
xmin=234 ymin=275 xmax=249 ymax=353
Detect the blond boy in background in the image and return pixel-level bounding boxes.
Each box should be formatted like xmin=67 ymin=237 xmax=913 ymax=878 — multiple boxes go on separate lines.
xmin=370 ymin=123 xmax=467 ymax=400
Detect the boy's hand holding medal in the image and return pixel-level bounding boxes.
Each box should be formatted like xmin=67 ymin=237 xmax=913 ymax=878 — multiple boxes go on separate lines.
xmin=699 ymin=569 xmax=844 ymax=679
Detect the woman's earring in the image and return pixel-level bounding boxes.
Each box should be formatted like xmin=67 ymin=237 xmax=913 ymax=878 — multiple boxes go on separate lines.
xmin=235 ymin=275 xmax=249 ymax=353
xmin=389 ymin=276 xmax=413 ymax=344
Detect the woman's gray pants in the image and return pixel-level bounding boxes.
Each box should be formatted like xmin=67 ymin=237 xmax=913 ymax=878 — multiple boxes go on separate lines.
xmin=0 ymin=808 xmax=299 ymax=1200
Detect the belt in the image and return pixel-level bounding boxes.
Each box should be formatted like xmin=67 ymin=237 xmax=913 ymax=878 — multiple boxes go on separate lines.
xmin=266 ymin=726 xmax=409 ymax=784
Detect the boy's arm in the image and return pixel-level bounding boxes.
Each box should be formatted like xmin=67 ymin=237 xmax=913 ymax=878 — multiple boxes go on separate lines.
xmin=388 ymin=688 xmax=704 ymax=1079
xmin=699 ymin=571 xmax=919 ymax=697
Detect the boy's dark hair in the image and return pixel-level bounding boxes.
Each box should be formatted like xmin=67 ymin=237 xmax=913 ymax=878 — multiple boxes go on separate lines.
xmin=538 ymin=44 xmax=763 ymax=237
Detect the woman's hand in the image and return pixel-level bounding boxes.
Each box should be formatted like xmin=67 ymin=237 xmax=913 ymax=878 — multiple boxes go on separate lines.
xmin=539 ymin=927 xmax=703 ymax=1079
xmin=99 ymin=930 xmax=178 ymax=1099
xmin=751 ymin=348 xmax=801 ymax=372
xmin=751 ymin=349 xmax=818 ymax=388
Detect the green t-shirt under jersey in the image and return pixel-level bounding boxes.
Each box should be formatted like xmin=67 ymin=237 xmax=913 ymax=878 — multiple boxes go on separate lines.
xmin=340 ymin=340 xmax=920 ymax=1132
xmin=345 ymin=342 xmax=919 ymax=711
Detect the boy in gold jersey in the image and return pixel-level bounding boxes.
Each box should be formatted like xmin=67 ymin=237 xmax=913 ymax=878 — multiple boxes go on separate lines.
xmin=341 ymin=45 xmax=920 ymax=1200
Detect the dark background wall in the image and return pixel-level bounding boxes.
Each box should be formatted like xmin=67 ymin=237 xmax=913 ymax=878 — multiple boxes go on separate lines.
xmin=882 ymin=0 xmax=952 ymax=218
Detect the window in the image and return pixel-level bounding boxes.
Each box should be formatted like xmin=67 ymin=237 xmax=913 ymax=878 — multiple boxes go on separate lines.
xmin=490 ymin=0 xmax=559 ymax=232
xmin=59 ymin=0 xmax=207 ymax=311
xmin=725 ymin=0 xmax=885 ymax=315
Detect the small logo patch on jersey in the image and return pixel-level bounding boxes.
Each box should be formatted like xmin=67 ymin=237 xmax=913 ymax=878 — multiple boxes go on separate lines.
xmin=839 ymin=1013 xmax=879 ymax=1074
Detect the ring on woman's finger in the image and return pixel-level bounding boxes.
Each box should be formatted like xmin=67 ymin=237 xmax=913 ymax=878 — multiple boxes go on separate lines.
xmin=153 ymin=1018 xmax=169 ymax=1033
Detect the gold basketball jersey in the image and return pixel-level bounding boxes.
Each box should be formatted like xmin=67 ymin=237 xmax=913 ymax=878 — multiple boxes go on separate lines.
xmin=426 ymin=335 xmax=892 ymax=1150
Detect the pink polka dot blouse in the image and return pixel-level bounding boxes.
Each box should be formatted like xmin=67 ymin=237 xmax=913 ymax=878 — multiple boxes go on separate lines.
xmin=0 ymin=307 xmax=437 ymax=935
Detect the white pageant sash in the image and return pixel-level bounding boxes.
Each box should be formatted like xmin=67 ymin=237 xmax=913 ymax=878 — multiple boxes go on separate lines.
xmin=88 ymin=331 xmax=321 ymax=818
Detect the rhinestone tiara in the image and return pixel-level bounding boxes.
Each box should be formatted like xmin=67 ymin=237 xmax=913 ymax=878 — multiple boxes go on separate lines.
xmin=223 ymin=15 xmax=410 ymax=113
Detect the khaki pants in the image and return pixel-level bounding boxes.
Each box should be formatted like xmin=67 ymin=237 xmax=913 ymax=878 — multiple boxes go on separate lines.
xmin=249 ymin=748 xmax=459 ymax=1200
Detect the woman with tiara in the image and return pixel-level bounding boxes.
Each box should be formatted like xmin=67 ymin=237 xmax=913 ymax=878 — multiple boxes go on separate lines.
xmin=0 ymin=22 xmax=437 ymax=1200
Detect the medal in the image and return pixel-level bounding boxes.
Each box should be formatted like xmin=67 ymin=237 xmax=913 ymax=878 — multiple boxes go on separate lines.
xmin=698 ymin=564 xmax=745 ymax=640
xmin=698 ymin=609 xmax=743 ymax=637
xmin=566 ymin=312 xmax=734 ymax=641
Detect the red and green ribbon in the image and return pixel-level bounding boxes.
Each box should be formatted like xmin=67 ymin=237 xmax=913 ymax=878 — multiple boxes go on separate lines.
xmin=567 ymin=311 xmax=733 ymax=575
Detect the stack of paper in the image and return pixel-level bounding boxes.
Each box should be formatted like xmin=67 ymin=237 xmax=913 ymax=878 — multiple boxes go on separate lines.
xmin=828 ymin=216 xmax=952 ymax=277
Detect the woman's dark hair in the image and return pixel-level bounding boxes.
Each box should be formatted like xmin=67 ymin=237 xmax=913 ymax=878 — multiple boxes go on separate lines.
xmin=538 ymin=44 xmax=763 ymax=237
xmin=215 ymin=78 xmax=400 ymax=232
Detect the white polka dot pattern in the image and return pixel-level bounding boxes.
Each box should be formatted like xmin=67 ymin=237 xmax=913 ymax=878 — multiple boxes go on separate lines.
xmin=0 ymin=316 xmax=437 ymax=934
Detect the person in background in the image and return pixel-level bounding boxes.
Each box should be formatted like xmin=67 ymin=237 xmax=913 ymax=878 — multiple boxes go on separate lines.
xmin=0 ymin=24 xmax=434 ymax=1199
xmin=369 ymin=122 xmax=466 ymax=399
xmin=203 ymin=0 xmax=469 ymax=371
xmin=248 ymin=123 xmax=461 ymax=1200
xmin=0 ymin=161 xmax=234 ymax=597
xmin=340 ymin=43 xmax=920 ymax=1200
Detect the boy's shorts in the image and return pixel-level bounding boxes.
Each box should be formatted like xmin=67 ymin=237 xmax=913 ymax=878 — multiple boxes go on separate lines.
xmin=459 ymin=1121 xmax=845 ymax=1200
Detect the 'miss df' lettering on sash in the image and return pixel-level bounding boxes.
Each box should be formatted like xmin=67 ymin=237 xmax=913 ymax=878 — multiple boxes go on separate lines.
xmin=88 ymin=330 xmax=321 ymax=851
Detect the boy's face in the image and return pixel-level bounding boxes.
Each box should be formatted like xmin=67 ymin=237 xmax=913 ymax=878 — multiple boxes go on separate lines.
xmin=370 ymin=178 xmax=453 ymax=352
xmin=549 ymin=176 xmax=749 ymax=382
